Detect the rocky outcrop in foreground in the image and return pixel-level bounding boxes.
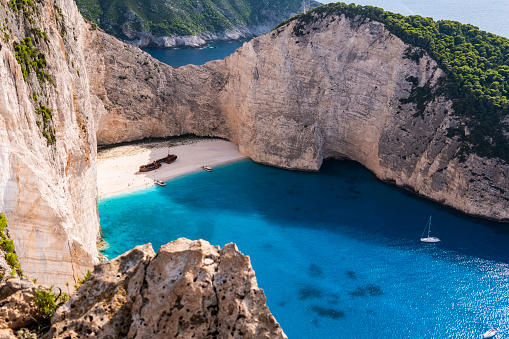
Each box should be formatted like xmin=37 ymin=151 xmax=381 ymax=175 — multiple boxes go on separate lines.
xmin=0 ymin=239 xmax=286 ymax=338
xmin=46 ymin=238 xmax=286 ymax=338
xmin=0 ymin=279 xmax=39 ymax=334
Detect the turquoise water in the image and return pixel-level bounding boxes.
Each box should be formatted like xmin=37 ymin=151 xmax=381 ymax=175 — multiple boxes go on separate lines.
xmin=99 ymin=159 xmax=509 ymax=338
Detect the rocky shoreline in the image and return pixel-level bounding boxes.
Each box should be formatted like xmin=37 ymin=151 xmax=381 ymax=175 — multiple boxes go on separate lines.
xmin=121 ymin=24 xmax=271 ymax=48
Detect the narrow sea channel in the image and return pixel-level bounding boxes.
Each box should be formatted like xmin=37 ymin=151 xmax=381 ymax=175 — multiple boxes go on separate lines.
xmin=99 ymin=159 xmax=509 ymax=338
xmin=142 ymin=39 xmax=250 ymax=68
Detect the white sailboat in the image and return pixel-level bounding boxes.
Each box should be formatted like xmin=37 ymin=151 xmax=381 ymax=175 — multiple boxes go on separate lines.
xmin=420 ymin=215 xmax=440 ymax=243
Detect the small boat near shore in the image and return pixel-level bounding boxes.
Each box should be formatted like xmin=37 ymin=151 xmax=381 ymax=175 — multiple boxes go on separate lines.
xmin=202 ymin=165 xmax=212 ymax=172
xmin=154 ymin=180 xmax=166 ymax=187
xmin=483 ymin=327 xmax=499 ymax=338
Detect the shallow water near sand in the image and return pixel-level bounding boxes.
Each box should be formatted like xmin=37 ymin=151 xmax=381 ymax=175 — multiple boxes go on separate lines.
xmin=99 ymin=159 xmax=509 ymax=338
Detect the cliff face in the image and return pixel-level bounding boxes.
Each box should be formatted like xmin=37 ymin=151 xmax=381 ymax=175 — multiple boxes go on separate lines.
xmin=0 ymin=0 xmax=99 ymax=286
xmin=1 ymin=0 xmax=508 ymax=294
xmin=88 ymin=13 xmax=508 ymax=221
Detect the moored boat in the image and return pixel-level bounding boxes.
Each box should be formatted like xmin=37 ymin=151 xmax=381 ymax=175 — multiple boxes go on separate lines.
xmin=420 ymin=215 xmax=440 ymax=243
xmin=156 ymin=154 xmax=177 ymax=165
xmin=483 ymin=327 xmax=499 ymax=338
xmin=154 ymin=180 xmax=166 ymax=187
xmin=202 ymin=165 xmax=212 ymax=172
xmin=139 ymin=154 xmax=177 ymax=172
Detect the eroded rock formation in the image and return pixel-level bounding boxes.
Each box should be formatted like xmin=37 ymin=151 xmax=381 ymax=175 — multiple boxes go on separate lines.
xmin=1 ymin=0 xmax=508 ymax=296
xmin=87 ymin=13 xmax=509 ymax=221
xmin=0 ymin=279 xmax=39 ymax=331
xmin=45 ymin=239 xmax=286 ymax=339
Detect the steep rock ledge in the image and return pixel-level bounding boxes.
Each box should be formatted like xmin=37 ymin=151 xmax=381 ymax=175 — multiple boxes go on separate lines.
xmin=43 ymin=238 xmax=286 ymax=338
xmin=1 ymin=0 xmax=507 ymax=295
xmin=86 ymin=13 xmax=509 ymax=221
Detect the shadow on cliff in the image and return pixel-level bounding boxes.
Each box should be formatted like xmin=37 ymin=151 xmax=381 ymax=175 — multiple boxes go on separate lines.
xmin=97 ymin=134 xmax=216 ymax=152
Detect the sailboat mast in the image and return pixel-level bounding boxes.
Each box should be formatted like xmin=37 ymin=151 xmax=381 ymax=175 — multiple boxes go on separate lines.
xmin=428 ymin=216 xmax=432 ymax=237
xmin=420 ymin=215 xmax=440 ymax=242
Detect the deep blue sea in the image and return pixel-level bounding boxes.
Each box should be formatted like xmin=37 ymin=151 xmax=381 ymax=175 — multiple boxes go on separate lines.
xmin=99 ymin=159 xmax=509 ymax=338
xmin=142 ymin=39 xmax=250 ymax=67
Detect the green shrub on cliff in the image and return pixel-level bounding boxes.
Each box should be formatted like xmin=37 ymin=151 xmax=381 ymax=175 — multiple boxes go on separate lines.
xmin=8 ymin=0 xmax=56 ymax=148
xmin=0 ymin=214 xmax=7 ymax=231
xmin=13 ymin=37 xmax=52 ymax=86
xmin=12 ymin=38 xmax=56 ymax=146
xmin=34 ymin=286 xmax=69 ymax=319
xmin=35 ymin=105 xmax=56 ymax=145
xmin=2 ymin=238 xmax=15 ymax=253
xmin=74 ymin=270 xmax=91 ymax=290
xmin=8 ymin=0 xmax=38 ymax=23
xmin=276 ymin=3 xmax=509 ymax=162
xmin=0 ymin=214 xmax=23 ymax=278
xmin=5 ymin=252 xmax=19 ymax=267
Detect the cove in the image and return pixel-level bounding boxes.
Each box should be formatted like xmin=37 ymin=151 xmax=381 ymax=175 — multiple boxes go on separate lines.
xmin=99 ymin=159 xmax=509 ymax=338
xmin=142 ymin=39 xmax=250 ymax=68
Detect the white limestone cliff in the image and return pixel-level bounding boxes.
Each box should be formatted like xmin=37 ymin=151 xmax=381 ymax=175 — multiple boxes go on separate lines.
xmin=0 ymin=0 xmax=99 ymax=286
xmin=0 ymin=0 xmax=508 ymax=294
xmin=88 ymin=13 xmax=509 ymax=222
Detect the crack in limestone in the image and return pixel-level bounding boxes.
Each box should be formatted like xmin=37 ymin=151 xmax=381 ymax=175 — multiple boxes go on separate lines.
xmin=128 ymin=256 xmax=153 ymax=338
xmin=208 ymin=254 xmax=221 ymax=336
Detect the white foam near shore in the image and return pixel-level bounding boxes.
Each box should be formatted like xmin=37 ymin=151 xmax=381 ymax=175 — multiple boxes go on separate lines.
xmin=97 ymin=139 xmax=247 ymax=198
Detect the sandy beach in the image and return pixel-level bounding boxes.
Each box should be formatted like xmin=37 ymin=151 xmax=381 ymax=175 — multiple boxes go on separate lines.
xmin=97 ymin=138 xmax=246 ymax=198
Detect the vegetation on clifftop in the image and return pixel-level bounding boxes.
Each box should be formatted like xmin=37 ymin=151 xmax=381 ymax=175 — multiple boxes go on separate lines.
xmin=74 ymin=0 xmax=321 ymax=41
xmin=276 ymin=3 xmax=509 ymax=162
xmin=8 ymin=0 xmax=39 ymax=24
